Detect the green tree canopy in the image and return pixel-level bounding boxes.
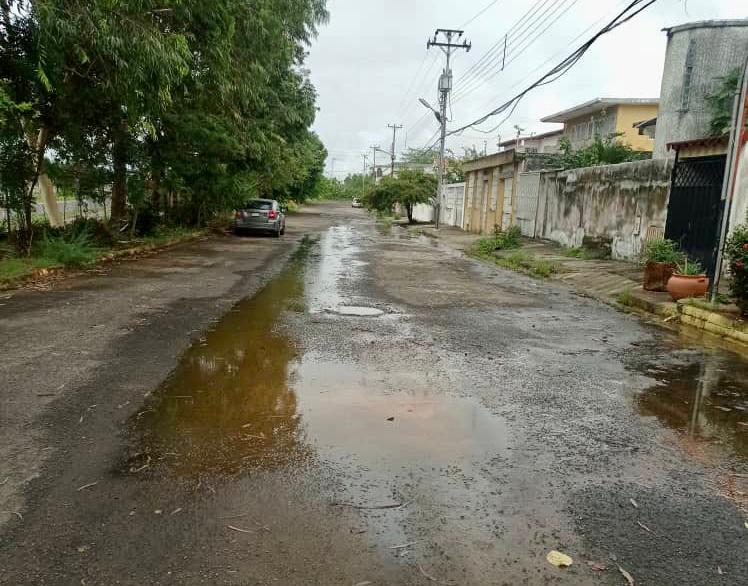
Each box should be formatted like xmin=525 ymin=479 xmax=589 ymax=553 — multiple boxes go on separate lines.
xmin=364 ymin=169 xmax=436 ymax=223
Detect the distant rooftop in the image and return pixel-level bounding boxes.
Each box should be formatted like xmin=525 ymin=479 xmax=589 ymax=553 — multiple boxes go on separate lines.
xmin=498 ymin=128 xmax=562 ymax=147
xmin=664 ymin=19 xmax=748 ymax=36
xmin=541 ymin=98 xmax=659 ymax=123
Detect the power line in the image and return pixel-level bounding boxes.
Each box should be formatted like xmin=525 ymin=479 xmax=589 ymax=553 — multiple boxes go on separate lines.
xmin=452 ymin=0 xmax=580 ymax=104
xmin=459 ymin=0 xmax=505 ymax=28
xmin=401 ymin=53 xmax=442 ymax=124
xmin=472 ymin=0 xmax=631 ymax=114
xmin=447 ymin=0 xmax=659 ymax=137
xmin=452 ymin=0 xmax=573 ymax=102
xmin=456 ymin=0 xmax=554 ymax=88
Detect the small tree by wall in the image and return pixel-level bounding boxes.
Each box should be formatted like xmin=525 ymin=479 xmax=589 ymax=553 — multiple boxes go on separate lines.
xmin=364 ymin=169 xmax=436 ymax=223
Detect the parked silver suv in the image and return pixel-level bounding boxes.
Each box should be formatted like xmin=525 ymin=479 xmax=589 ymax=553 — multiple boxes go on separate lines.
xmin=233 ymin=199 xmax=286 ymax=237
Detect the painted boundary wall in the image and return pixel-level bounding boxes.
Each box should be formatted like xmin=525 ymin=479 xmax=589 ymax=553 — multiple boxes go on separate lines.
xmin=411 ymin=182 xmax=465 ymax=227
xmin=535 ymin=159 xmax=674 ymax=260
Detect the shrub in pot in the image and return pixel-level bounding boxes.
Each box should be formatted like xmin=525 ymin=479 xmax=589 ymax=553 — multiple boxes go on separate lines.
xmin=725 ymin=215 xmax=748 ymax=316
xmin=666 ymin=257 xmax=709 ymax=301
xmin=641 ymin=238 xmax=680 ymax=291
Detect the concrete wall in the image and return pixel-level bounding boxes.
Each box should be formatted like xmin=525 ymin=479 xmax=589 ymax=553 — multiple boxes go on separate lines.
xmin=654 ymin=20 xmax=748 ymax=158
xmin=410 ymin=182 xmax=465 ymax=227
xmin=537 ymin=159 xmax=674 ymax=260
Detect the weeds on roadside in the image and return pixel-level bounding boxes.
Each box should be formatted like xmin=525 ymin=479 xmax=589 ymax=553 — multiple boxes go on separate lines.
xmin=616 ymin=288 xmax=635 ymax=306
xmin=40 ymin=231 xmax=99 ymax=267
xmin=473 ymin=224 xmax=523 ymax=256
xmin=562 ymin=247 xmax=586 ymax=258
xmin=494 ymin=251 xmax=563 ymax=278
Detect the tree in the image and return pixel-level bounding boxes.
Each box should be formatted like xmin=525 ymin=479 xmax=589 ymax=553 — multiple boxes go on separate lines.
xmin=706 ymin=68 xmax=743 ymax=136
xmin=364 ymin=169 xmax=436 ymax=223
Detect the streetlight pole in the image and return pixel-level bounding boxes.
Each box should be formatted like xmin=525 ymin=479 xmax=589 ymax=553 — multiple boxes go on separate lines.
xmin=426 ymin=29 xmax=470 ymax=229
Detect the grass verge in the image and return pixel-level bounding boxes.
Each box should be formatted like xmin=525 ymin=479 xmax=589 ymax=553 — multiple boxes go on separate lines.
xmin=0 ymin=226 xmax=206 ymax=289
xmin=469 ymin=245 xmax=563 ymax=279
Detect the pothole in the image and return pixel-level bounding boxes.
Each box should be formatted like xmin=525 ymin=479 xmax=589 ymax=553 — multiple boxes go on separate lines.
xmin=333 ymin=306 xmax=384 ymax=317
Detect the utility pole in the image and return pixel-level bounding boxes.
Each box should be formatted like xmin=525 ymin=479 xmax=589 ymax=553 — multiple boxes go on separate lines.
xmin=361 ymin=154 xmax=369 ymax=199
xmin=427 ymin=28 xmax=470 ymax=229
xmin=387 ymin=124 xmax=402 ymax=178
xmin=370 ymin=145 xmax=379 ymax=183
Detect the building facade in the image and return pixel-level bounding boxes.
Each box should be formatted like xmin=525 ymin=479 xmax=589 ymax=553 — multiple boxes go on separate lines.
xmin=541 ymin=98 xmax=659 ymax=152
xmin=462 ymin=150 xmax=521 ymax=234
xmin=653 ymin=19 xmax=748 ymax=158
xmin=498 ymin=129 xmax=563 ymax=154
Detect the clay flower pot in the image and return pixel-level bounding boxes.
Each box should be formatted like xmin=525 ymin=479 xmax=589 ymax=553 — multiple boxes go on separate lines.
xmin=643 ymin=261 xmax=675 ymax=292
xmin=666 ymin=273 xmax=709 ymax=301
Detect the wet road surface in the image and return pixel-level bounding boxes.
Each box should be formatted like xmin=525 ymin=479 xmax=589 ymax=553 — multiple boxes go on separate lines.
xmin=1 ymin=203 xmax=747 ymax=585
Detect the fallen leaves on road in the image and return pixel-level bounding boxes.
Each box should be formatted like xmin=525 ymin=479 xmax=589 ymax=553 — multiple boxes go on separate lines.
xmin=227 ymin=524 xmax=252 ymax=534
xmin=636 ymin=520 xmax=652 ymax=533
xmin=546 ymin=550 xmax=573 ymax=568
xmin=586 ymin=561 xmax=607 ymax=572
xmin=76 ymin=481 xmax=98 ymax=491
xmin=619 ymin=566 xmax=635 ymax=585
xmin=629 ymin=498 xmax=639 ymax=509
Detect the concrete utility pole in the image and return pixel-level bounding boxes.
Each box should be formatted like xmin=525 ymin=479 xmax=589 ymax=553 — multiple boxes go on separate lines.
xmin=370 ymin=145 xmax=379 ymax=183
xmin=361 ymin=154 xmax=369 ymax=199
xmin=426 ymin=28 xmax=470 ymax=229
xmin=387 ymin=124 xmax=403 ymax=178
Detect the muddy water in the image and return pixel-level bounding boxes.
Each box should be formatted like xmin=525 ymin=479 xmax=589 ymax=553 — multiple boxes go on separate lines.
xmin=632 ymin=349 xmax=748 ymax=460
xmin=131 ymin=230 xmax=505 ymax=491
xmin=130 ymin=239 xmax=314 ymax=477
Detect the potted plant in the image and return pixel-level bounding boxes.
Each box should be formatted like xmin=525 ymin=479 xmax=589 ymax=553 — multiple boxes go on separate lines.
xmin=666 ymin=257 xmax=709 ymax=300
xmin=641 ymin=238 xmax=680 ymax=291
xmin=725 ymin=214 xmax=748 ymax=316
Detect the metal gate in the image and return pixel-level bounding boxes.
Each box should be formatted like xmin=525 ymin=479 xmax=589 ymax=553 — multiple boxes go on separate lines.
xmin=516 ymin=172 xmax=541 ymax=237
xmin=664 ymin=155 xmax=725 ymax=278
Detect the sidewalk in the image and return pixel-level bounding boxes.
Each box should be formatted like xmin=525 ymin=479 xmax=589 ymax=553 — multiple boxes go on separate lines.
xmin=416 ymin=225 xmax=748 ymax=354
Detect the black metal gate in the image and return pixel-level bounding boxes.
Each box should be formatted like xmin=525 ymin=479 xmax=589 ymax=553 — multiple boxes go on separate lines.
xmin=664 ymin=155 xmax=725 ymax=278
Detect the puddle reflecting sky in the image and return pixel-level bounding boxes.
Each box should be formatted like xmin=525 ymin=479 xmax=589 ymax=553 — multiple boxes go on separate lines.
xmin=633 ymin=352 xmax=748 ymax=459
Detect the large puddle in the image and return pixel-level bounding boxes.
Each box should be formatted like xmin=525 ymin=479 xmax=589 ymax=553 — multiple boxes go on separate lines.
xmin=129 ymin=230 xmax=505 ymax=483
xmin=632 ymin=350 xmax=748 ymax=460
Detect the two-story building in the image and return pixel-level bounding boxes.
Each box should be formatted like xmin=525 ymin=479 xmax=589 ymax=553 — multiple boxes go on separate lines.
xmin=498 ymin=129 xmax=563 ymax=154
xmin=541 ymin=98 xmax=659 ymax=152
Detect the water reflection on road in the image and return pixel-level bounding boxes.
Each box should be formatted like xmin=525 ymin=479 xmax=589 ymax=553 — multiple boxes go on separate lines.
xmin=131 ymin=239 xmax=314 ymax=477
xmin=634 ymin=350 xmax=748 ymax=460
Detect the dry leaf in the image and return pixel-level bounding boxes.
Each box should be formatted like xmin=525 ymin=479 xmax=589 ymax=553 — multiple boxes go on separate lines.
xmin=619 ymin=566 xmax=635 ymax=585
xmin=547 ymin=550 xmax=573 ymax=568
xmin=586 ymin=561 xmax=607 ymax=572
xmin=629 ymin=498 xmax=639 ymax=509
xmin=717 ymin=566 xmax=723 ymax=575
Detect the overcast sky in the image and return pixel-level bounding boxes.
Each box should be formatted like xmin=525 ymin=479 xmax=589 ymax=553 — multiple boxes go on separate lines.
xmin=307 ymin=0 xmax=747 ymax=178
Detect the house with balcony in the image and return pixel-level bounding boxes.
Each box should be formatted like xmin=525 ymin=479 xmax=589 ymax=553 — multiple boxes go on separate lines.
xmin=541 ymin=98 xmax=659 ymax=152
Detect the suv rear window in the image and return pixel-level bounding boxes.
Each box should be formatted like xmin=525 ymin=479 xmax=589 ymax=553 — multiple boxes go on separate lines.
xmin=244 ymin=200 xmax=273 ymax=210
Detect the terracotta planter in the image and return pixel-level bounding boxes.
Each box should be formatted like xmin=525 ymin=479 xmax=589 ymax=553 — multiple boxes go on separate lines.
xmin=666 ymin=273 xmax=709 ymax=300
xmin=643 ymin=261 xmax=675 ymax=292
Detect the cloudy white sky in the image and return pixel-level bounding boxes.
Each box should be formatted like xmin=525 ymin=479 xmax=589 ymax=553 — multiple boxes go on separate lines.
xmin=307 ymin=0 xmax=746 ymax=177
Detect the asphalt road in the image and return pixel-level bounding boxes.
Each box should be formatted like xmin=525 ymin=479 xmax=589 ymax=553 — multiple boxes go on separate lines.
xmin=0 ymin=202 xmax=746 ymax=585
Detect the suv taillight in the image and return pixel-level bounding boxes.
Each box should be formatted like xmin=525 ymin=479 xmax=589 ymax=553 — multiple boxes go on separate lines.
xmin=268 ymin=210 xmax=278 ymax=220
